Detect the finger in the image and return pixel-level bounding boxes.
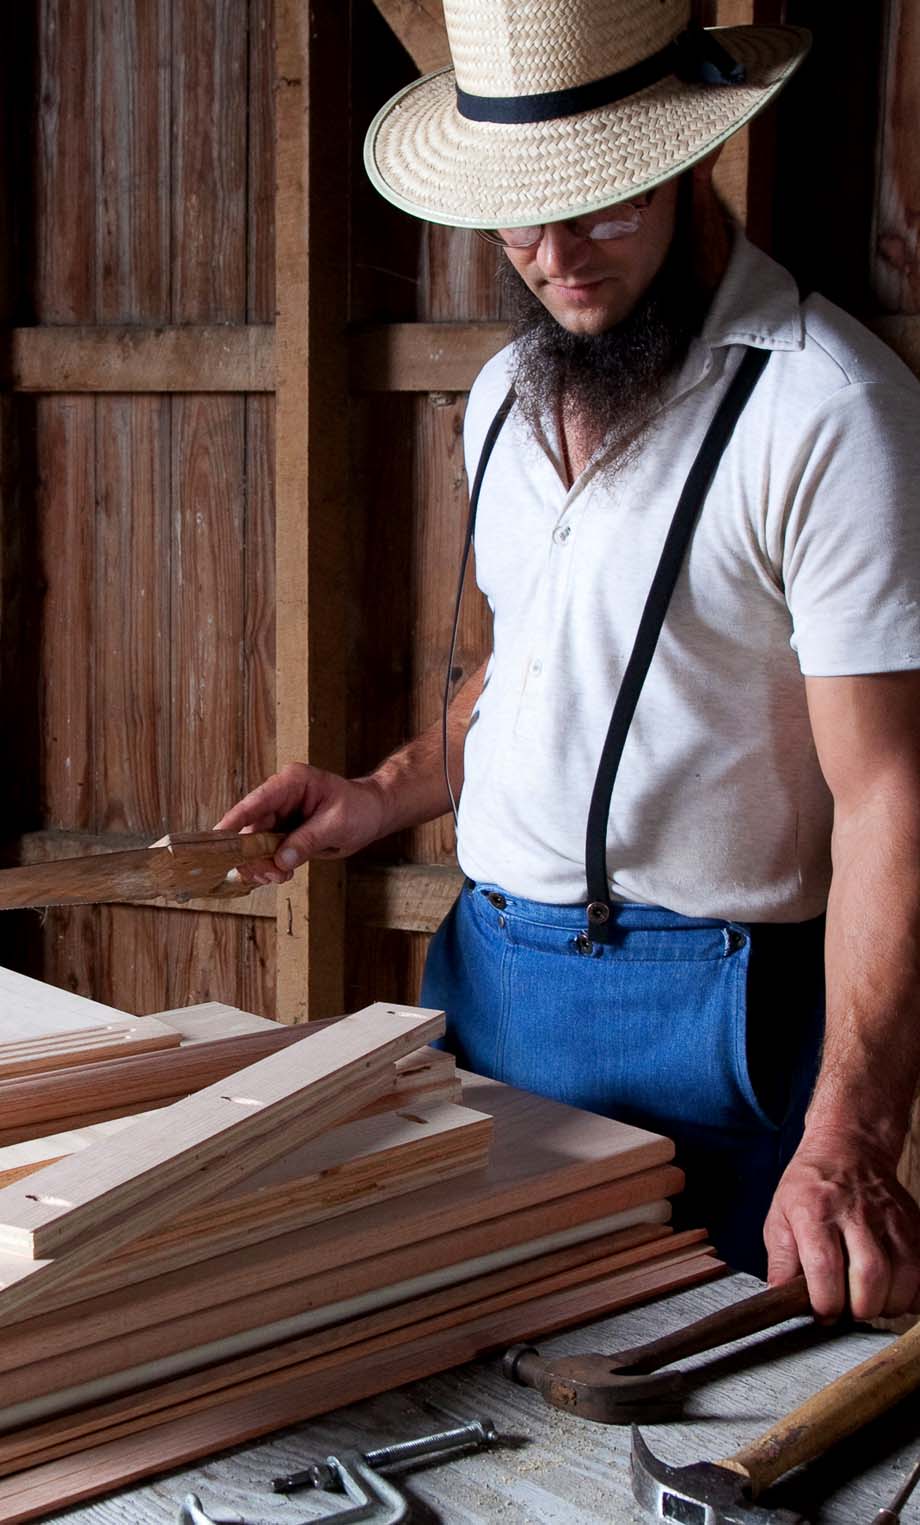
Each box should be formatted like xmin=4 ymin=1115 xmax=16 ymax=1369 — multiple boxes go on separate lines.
xmin=764 ymin=1213 xmax=802 ymax=1288
xmin=272 ymin=820 xmax=339 ymax=871
xmin=840 ymin=1223 xmax=891 ymax=1322
xmin=792 ymin=1222 xmax=848 ymax=1321
xmin=884 ymin=1257 xmax=920 ymax=1320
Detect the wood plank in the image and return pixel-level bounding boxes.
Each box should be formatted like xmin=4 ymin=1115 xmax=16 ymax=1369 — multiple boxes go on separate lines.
xmin=0 ymin=1218 xmax=677 ymax=1395
xmin=349 ymin=321 xmax=509 ymax=391
xmin=871 ymin=314 xmax=920 ymax=374
xmin=5 ymin=1079 xmax=678 ymax=1316
xmin=83 ymin=1100 xmax=491 ymax=1267
xmin=0 ymin=1039 xmax=457 ymax=1147
xmin=8 ymin=326 xmax=274 ymax=393
xmin=273 ymin=0 xmax=350 ymax=1022
xmin=0 ymin=833 xmax=283 ymax=912
xmin=348 ymin=863 xmax=463 ymax=932
xmin=0 ymin=968 xmax=132 ymax=1044
xmin=370 ymin=0 xmax=449 ymax=74
xmin=0 ymin=1004 xmax=444 ymax=1266
xmin=0 ymin=1018 xmax=180 ymax=1078
xmin=95 ymin=0 xmax=171 ymax=324
xmin=0 ymin=1254 xmax=723 ymax=1521
xmin=0 ymin=1231 xmax=711 ymax=1438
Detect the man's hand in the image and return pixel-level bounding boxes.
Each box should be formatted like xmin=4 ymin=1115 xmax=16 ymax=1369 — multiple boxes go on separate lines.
xmin=764 ymin=1129 xmax=920 ymax=1320
xmin=215 ymin=763 xmax=388 ymax=884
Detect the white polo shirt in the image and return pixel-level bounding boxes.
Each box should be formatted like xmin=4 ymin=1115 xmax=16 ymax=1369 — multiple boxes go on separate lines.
xmin=456 ymin=234 xmax=920 ymax=922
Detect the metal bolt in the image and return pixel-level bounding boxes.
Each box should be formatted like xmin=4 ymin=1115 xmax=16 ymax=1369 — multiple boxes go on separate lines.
xmin=272 ymin=1417 xmax=498 ymax=1494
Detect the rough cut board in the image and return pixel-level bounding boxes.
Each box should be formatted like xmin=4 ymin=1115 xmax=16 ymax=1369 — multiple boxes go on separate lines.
xmin=0 ymin=1254 xmax=723 ymax=1522
xmin=0 ymin=1018 xmax=181 ymax=1078
xmin=0 ymin=969 xmax=133 ymax=1044
xmin=0 ymin=1076 xmax=679 ymax=1320
xmin=0 ymin=1230 xmax=712 ymax=1432
xmin=0 ymin=830 xmax=283 ymax=910
xmin=0 ymin=1005 xmax=445 ymax=1316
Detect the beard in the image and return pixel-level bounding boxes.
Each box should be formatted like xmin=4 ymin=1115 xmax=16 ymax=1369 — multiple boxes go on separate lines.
xmin=498 ymin=182 xmax=713 ymax=470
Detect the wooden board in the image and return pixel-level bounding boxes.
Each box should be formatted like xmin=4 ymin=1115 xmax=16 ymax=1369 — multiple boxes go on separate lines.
xmin=0 ymin=1005 xmax=444 ymax=1317
xmin=0 ymin=1230 xmax=713 ymax=1436
xmin=0 ymin=969 xmax=133 ymax=1045
xmin=0 ymin=832 xmax=283 ymax=912
xmin=0 ymin=1076 xmax=679 ymax=1321
xmin=0 ymin=1018 xmax=180 ymax=1078
xmin=0 ymin=1252 xmax=723 ymax=1523
xmin=0 ymin=1042 xmax=459 ymax=1149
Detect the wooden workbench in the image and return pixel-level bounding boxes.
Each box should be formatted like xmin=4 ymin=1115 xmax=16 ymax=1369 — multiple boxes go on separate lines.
xmin=39 ymin=1273 xmax=920 ymax=1524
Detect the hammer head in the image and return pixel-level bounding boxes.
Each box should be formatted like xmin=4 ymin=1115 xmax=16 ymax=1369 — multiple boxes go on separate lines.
xmin=630 ymin=1429 xmax=806 ymax=1525
xmin=503 ymin=1344 xmax=683 ymax=1422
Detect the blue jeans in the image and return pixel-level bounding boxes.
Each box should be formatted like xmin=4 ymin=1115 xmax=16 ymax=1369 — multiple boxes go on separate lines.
xmin=420 ymin=883 xmax=825 ymax=1276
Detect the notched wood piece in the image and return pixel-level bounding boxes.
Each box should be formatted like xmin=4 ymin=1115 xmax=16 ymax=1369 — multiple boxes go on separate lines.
xmin=0 ymin=831 xmax=284 ymax=911
xmin=0 ymin=1004 xmax=445 ymax=1274
xmin=0 ymin=1018 xmax=181 ymax=1079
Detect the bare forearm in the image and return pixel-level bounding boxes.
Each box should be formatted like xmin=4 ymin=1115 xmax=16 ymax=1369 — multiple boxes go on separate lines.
xmin=361 ymin=660 xmax=488 ymax=837
xmin=805 ymin=793 xmax=920 ymax=1156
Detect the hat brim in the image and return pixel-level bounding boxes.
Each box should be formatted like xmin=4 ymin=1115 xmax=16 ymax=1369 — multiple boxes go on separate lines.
xmin=364 ymin=25 xmax=810 ymax=229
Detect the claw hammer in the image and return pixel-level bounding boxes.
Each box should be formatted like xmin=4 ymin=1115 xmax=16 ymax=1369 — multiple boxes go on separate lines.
xmin=505 ymin=1275 xmax=813 ymax=1422
xmin=631 ymin=1314 xmax=920 ymax=1524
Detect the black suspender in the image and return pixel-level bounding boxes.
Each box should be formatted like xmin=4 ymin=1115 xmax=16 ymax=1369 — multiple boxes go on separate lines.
xmin=447 ymin=346 xmax=771 ymax=936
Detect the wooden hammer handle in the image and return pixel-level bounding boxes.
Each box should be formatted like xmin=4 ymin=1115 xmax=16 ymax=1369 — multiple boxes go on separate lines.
xmin=615 ymin=1275 xmax=811 ymax=1374
xmin=722 ymin=1317 xmax=920 ymax=1496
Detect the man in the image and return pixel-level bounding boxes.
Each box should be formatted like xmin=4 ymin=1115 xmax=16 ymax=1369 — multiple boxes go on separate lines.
xmin=219 ymin=0 xmax=920 ymax=1319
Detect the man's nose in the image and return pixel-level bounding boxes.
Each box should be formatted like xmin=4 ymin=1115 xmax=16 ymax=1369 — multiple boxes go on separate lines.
xmin=536 ymin=221 xmax=593 ymax=277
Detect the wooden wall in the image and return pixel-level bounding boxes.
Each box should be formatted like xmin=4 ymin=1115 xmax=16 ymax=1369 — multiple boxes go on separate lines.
xmin=0 ymin=1 xmax=278 ymax=1017
xmin=1 ymin=1 xmax=918 ymax=1035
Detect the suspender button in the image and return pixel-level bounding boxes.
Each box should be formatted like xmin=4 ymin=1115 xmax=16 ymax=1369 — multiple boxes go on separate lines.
xmin=586 ymin=901 xmax=610 ymax=924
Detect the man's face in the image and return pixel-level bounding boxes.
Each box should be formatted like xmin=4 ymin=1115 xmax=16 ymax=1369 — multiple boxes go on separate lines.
xmin=500 ymin=178 xmax=681 ymax=337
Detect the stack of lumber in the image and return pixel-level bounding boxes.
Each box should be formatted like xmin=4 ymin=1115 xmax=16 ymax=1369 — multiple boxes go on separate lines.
xmin=0 ymin=969 xmax=723 ymax=1522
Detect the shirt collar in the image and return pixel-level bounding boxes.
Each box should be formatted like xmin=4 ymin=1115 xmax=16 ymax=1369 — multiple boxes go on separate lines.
xmin=663 ymin=232 xmax=804 ymax=408
xmin=702 ymin=231 xmax=804 ymax=353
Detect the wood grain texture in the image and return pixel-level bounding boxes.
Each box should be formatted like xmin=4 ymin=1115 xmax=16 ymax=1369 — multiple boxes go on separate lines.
xmin=0 ymin=1005 xmax=444 ymax=1257
xmin=273 ymin=0 xmax=349 ymax=1022
xmin=10 ymin=1076 xmax=678 ymax=1318
xmin=873 ymin=0 xmax=920 ymax=313
xmin=370 ymin=0 xmax=449 ymax=73
xmin=0 ymin=1233 xmax=713 ymax=1439
xmin=95 ymin=0 xmax=171 ymax=323
xmin=0 ymin=1221 xmax=678 ymax=1404
xmin=0 ymin=967 xmax=132 ymax=1044
xmin=0 ymin=1254 xmax=722 ymax=1521
xmin=0 ymin=835 xmax=283 ymax=911
xmin=9 ymin=327 xmax=274 ymax=393
xmin=0 ymin=1018 xmax=180 ymax=1078
xmin=349 ymin=322 xmax=509 ymax=391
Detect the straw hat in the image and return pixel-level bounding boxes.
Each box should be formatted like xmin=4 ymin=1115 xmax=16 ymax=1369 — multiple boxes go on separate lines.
xmin=364 ymin=0 xmax=810 ymax=229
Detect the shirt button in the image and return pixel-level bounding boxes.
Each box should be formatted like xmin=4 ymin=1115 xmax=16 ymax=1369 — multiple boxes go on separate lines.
xmin=530 ymin=658 xmax=543 ymax=675
xmin=553 ymin=524 xmax=571 ymax=545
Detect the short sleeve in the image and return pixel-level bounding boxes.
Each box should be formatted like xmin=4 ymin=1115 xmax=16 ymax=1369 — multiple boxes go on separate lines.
xmin=782 ymin=381 xmax=920 ymax=675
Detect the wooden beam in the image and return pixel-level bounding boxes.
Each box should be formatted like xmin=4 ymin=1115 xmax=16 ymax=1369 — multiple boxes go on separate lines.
xmin=3 ymin=834 xmax=463 ymax=932
xmin=348 ymin=862 xmax=463 ymax=933
xmin=273 ymin=0 xmax=349 ymax=1022
xmin=350 ymin=322 xmax=509 ymax=392
xmin=5 ymin=326 xmax=274 ymax=393
xmin=369 ymin=0 xmax=450 ymax=74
